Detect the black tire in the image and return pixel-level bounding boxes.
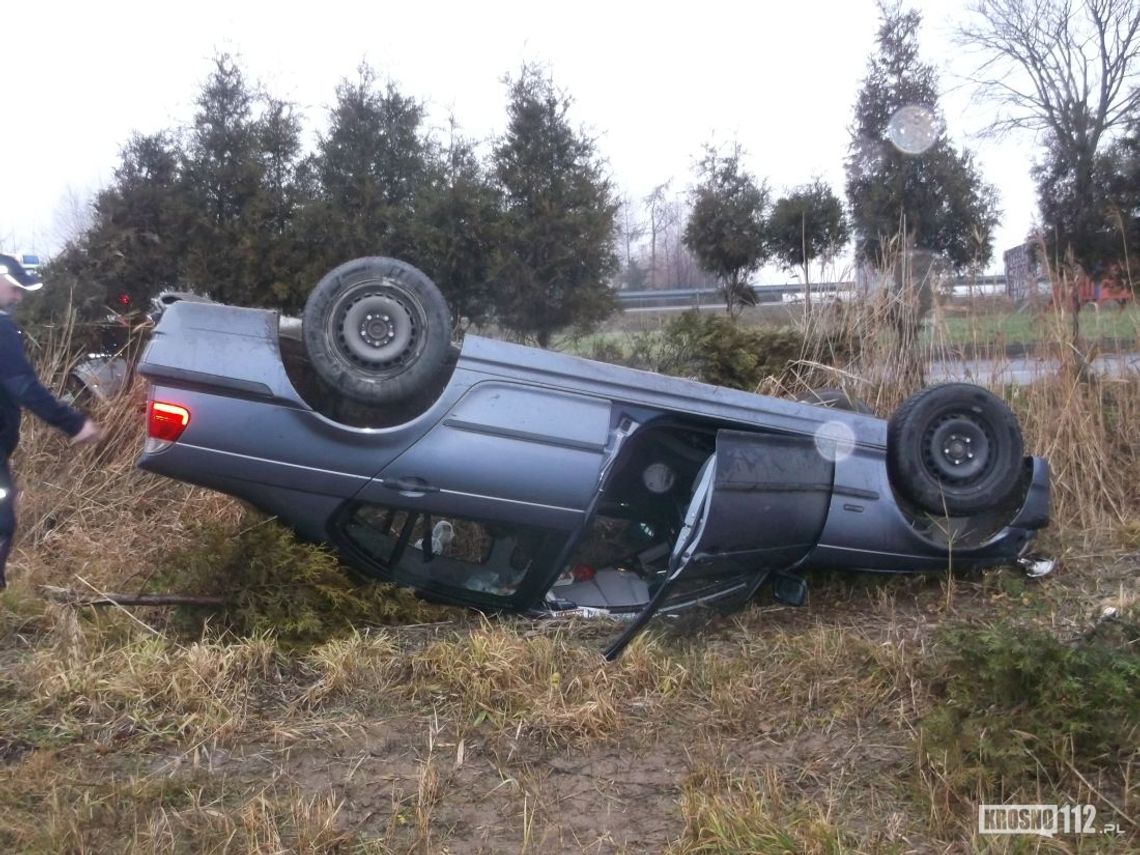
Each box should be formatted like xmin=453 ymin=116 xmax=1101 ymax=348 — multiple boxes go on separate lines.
xmin=887 ymin=383 xmax=1024 ymax=516
xmin=796 ymin=387 xmax=874 ymax=415
xmin=302 ymin=257 xmax=451 ymax=405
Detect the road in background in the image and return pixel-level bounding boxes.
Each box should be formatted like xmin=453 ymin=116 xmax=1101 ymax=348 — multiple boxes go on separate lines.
xmin=929 ymin=352 xmax=1140 ymax=384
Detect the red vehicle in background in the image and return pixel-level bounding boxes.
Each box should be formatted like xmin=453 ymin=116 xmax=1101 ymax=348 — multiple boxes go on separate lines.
xmin=1074 ymin=262 xmax=1133 ymax=309
xmin=1050 ymin=262 xmax=1134 ymax=310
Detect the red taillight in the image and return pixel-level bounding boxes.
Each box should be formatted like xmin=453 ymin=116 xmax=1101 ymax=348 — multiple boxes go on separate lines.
xmin=570 ymin=564 xmax=595 ymax=583
xmin=148 ymin=401 xmax=190 ymax=442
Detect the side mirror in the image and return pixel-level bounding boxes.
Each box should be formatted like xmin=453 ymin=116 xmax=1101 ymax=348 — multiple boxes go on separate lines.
xmin=771 ymin=572 xmax=808 ymax=607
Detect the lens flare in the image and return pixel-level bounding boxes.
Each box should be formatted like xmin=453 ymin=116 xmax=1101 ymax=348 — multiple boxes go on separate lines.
xmin=814 ymin=420 xmax=856 ymax=463
xmin=887 ymin=104 xmax=943 ymax=155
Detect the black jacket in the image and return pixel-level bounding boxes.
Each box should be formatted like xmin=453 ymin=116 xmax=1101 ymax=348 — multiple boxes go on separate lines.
xmin=0 ymin=312 xmax=86 ymax=457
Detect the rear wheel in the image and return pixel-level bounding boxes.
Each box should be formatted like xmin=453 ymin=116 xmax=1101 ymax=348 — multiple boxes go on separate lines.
xmin=302 ymin=257 xmax=451 ymax=405
xmin=887 ymin=383 xmax=1023 ymax=516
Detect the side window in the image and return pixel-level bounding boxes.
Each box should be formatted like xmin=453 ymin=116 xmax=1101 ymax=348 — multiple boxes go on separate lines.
xmin=342 ymin=502 xmax=555 ymax=602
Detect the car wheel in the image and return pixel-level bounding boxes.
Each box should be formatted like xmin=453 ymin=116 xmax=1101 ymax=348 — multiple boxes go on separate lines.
xmin=303 ymin=257 xmax=452 ymax=405
xmin=796 ymin=387 xmax=873 ymax=415
xmin=887 ymin=383 xmax=1024 ymax=516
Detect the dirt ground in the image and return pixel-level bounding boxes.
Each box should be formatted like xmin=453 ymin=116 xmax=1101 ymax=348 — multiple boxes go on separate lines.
xmin=5 ymin=547 xmax=1134 ymax=853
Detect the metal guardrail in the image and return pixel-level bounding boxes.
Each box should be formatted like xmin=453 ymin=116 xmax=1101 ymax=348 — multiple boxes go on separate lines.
xmin=615 ymin=276 xmax=1011 ymax=309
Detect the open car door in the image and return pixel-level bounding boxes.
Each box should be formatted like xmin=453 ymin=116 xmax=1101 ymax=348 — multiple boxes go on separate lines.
xmin=604 ymin=429 xmax=834 ymax=660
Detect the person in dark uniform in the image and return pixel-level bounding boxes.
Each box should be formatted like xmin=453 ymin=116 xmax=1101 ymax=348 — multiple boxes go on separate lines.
xmin=0 ymin=253 xmax=101 ymax=590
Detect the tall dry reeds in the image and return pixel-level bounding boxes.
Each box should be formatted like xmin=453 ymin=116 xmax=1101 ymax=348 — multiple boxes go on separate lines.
xmin=790 ymin=254 xmax=1140 ymax=540
xmin=9 ymin=319 xmax=243 ymax=595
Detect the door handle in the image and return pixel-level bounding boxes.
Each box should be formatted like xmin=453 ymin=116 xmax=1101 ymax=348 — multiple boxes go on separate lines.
xmin=380 ymin=477 xmax=440 ymax=495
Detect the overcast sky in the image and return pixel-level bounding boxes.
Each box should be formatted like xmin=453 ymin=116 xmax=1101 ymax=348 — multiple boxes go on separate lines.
xmin=3 ymin=0 xmax=1042 ymax=279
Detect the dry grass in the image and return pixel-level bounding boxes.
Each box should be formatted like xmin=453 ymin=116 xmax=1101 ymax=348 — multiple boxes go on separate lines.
xmin=785 ymin=275 xmax=1140 ymax=543
xmin=13 ymin=381 xmax=241 ymax=597
xmin=668 ymin=764 xmax=855 ymax=854
xmin=23 ymin=624 xmax=281 ymax=747
xmin=1 ymin=280 xmax=1138 ymax=851
xmin=0 ymin=755 xmax=352 ymax=854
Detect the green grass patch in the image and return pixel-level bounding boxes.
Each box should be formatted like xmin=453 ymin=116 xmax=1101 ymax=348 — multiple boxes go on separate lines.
xmin=927 ymin=304 xmax=1140 ymax=349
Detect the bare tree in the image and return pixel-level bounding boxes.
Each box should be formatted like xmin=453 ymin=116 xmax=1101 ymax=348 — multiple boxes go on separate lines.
xmin=616 ymin=194 xmax=646 ymax=286
xmin=958 ymin=0 xmax=1140 ymax=261
xmin=959 ymin=0 xmax=1140 ymax=147
xmin=50 ymin=186 xmax=95 ymax=250
xmin=643 ymin=181 xmax=676 ymax=288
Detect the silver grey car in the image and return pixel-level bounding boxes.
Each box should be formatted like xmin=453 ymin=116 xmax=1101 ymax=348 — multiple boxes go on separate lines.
xmin=136 ymin=258 xmax=1050 ymax=657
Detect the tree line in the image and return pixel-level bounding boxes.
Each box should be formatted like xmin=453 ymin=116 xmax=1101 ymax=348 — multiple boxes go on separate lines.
xmin=33 ymin=0 xmax=1140 ymax=341
xmin=42 ymin=60 xmax=619 ymax=347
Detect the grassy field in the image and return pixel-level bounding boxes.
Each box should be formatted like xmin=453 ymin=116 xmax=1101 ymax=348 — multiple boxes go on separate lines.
xmin=593 ymin=298 xmax=1140 ymax=353
xmin=928 ymin=300 xmax=1139 ymax=350
xmin=1 ymin=297 xmax=1137 ymax=852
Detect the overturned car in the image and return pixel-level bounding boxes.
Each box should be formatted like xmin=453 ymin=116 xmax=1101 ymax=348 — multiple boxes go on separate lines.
xmin=136 ymin=258 xmax=1050 ymax=657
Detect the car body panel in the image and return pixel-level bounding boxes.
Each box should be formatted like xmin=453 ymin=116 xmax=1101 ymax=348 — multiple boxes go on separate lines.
xmin=140 ymin=302 xmax=888 ymax=447
xmin=359 ymin=381 xmax=613 ymax=529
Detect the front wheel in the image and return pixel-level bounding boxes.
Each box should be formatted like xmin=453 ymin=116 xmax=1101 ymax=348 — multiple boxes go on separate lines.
xmin=302 ymin=257 xmax=452 ymax=406
xmin=887 ymin=384 xmax=1024 ymax=516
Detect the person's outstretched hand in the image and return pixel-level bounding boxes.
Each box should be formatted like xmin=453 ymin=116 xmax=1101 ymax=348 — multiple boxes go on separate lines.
xmin=72 ymin=418 xmax=102 ymax=445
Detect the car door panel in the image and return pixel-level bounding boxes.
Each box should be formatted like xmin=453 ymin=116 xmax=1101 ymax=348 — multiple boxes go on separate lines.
xmin=604 ymin=429 xmax=835 ymax=659
xmin=356 ymin=381 xmax=613 ymax=529
xmin=695 ymin=429 xmax=835 ymax=571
